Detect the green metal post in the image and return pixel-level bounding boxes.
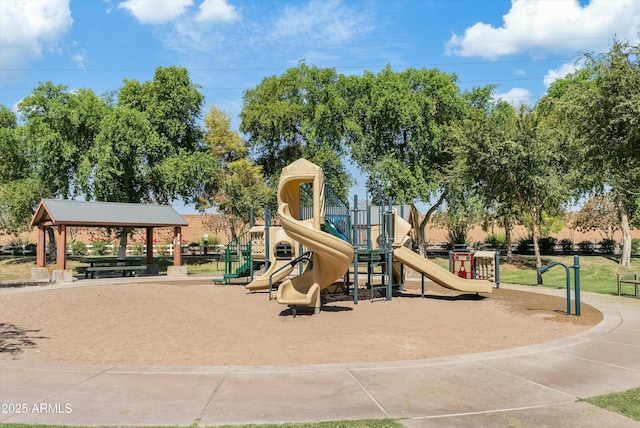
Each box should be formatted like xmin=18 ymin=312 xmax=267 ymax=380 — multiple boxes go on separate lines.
xmin=264 ymin=206 xmax=271 ymax=271
xmin=538 ymin=261 xmax=572 ymax=316
xmin=494 ymin=251 xmax=500 ymax=289
xmin=565 ymin=264 xmax=571 ymax=316
xmin=366 ymin=203 xmax=372 ymax=289
xmin=386 ymin=197 xmax=393 ymax=301
xmin=225 ymin=247 xmax=231 ymax=276
xmin=249 ymin=208 xmax=254 ymax=281
xmin=353 ymin=194 xmax=359 ymax=305
xmin=574 ymin=255 xmax=581 ymax=316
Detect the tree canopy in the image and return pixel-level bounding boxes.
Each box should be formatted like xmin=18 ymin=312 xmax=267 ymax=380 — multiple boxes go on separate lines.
xmin=240 ymin=62 xmax=352 ymax=198
xmin=1 ymin=67 xmax=222 ymax=252
xmin=202 ymin=106 xmax=272 ymax=239
xmin=550 ymin=41 xmax=640 ymax=265
xmin=3 ymin=40 xmax=640 ymax=267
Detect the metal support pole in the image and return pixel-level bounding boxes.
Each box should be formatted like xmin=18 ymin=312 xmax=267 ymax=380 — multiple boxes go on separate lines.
xmin=564 ymin=265 xmax=571 ymax=316
xmin=386 ymin=197 xmax=393 ymax=300
xmin=249 ymin=208 xmax=254 ymax=281
xmin=494 ymin=251 xmax=501 ymax=289
xmin=366 ymin=204 xmax=372 ymax=289
xmin=353 ymin=194 xmax=359 ymax=305
xmin=538 ymin=261 xmax=572 ymax=315
xmin=264 ymin=206 xmax=271 ymax=271
xmin=574 ymin=255 xmax=581 ymax=316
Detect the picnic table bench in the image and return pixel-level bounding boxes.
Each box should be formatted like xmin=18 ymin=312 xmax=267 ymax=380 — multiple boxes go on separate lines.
xmin=616 ymin=272 xmax=640 ymax=298
xmin=76 ymin=257 xmax=147 ymax=279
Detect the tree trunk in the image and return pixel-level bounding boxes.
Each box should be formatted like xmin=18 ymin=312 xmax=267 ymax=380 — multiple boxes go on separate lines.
xmin=229 ymin=216 xmax=237 ymax=241
xmin=46 ymin=227 xmax=56 ymax=262
xmin=616 ymin=194 xmax=632 ymax=266
xmin=417 ymin=193 xmax=446 ymax=257
xmin=531 ymin=212 xmax=543 ymax=284
xmin=504 ymin=216 xmax=513 ymax=264
xmin=117 ymin=228 xmax=128 ymax=263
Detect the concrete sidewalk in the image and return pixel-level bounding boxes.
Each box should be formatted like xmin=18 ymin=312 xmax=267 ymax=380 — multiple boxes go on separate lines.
xmin=1 ymin=280 xmax=639 ymax=427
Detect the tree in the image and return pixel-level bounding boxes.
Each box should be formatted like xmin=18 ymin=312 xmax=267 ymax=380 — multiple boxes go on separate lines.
xmin=118 ymin=66 xmax=204 ymax=152
xmin=571 ymin=193 xmax=620 ymax=241
xmin=202 ymin=106 xmax=272 ymax=240
xmin=240 ymin=62 xmax=352 ymax=198
xmin=343 ymin=65 xmax=467 ymax=255
xmin=19 ymin=83 xmax=106 ymax=200
xmin=453 ymin=87 xmax=523 ymax=263
xmin=78 ymin=67 xmax=221 ymax=258
xmin=557 ymin=41 xmax=640 ymax=265
xmin=215 ymin=159 xmax=273 ymax=240
xmin=432 ymin=193 xmax=484 ymax=250
xmin=0 ymin=110 xmax=43 ymax=235
xmin=457 ymin=97 xmax=575 ymax=276
xmin=0 ymin=84 xmax=107 ymax=257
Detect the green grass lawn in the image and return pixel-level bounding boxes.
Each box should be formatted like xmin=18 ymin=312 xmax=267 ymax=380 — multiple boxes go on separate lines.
xmin=499 ymin=255 xmax=640 ymax=295
xmin=581 ymin=387 xmax=640 ymax=421
xmin=424 ymin=254 xmax=640 ymax=296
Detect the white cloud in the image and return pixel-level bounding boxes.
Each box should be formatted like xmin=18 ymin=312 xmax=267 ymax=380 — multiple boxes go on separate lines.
xmin=446 ymin=0 xmax=640 ymax=59
xmin=495 ymin=87 xmax=532 ymax=107
xmin=196 ymin=0 xmax=238 ymax=23
xmin=118 ymin=0 xmax=192 ymax=24
xmin=71 ymin=51 xmax=87 ymax=71
xmin=0 ymin=0 xmax=72 ymax=83
xmin=544 ymin=62 xmax=579 ymax=87
xmin=272 ymin=0 xmax=372 ymax=45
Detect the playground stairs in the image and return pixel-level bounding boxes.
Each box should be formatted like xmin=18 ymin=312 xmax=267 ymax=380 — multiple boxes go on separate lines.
xmin=213 ymin=231 xmax=252 ymax=284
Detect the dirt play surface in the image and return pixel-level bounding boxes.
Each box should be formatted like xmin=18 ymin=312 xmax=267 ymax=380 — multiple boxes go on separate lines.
xmin=0 ymin=279 xmax=602 ymax=367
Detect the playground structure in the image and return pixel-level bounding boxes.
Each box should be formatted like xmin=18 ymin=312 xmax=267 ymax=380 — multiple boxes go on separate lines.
xmin=275 ymin=159 xmax=355 ymax=316
xmin=217 ymin=158 xmax=497 ymax=315
xmin=245 ymin=225 xmax=301 ymax=292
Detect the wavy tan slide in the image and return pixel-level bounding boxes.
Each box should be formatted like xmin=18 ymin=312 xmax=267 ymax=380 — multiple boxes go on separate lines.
xmin=246 ymin=227 xmax=298 ymax=292
xmin=393 ymin=246 xmax=493 ymax=294
xmin=275 ymin=159 xmax=354 ymax=315
xmin=245 ymin=259 xmax=295 ymax=292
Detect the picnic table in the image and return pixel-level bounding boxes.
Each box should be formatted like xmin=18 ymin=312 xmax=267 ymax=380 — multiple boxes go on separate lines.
xmin=76 ymin=257 xmax=148 ymax=279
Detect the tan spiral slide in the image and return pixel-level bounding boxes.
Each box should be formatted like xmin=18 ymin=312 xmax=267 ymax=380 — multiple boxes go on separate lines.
xmin=275 ymin=159 xmax=354 ymax=315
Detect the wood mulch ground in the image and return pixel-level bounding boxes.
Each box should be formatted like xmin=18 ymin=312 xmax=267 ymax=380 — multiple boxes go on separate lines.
xmin=0 ymin=278 xmax=602 ymax=366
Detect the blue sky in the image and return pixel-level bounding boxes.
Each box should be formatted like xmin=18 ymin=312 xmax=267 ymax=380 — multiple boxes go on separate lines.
xmin=1 ymin=0 xmax=639 ymax=213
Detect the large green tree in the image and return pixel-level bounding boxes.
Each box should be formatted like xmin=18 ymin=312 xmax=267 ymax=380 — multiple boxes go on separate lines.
xmin=458 ymin=97 xmax=575 ymax=275
xmin=240 ymin=62 xmax=352 ymax=198
xmin=571 ymin=193 xmax=619 ymax=241
xmin=118 ymin=66 xmax=204 ymax=152
xmin=78 ymin=67 xmax=220 ymax=257
xmin=0 ymin=107 xmax=35 ymax=234
xmin=453 ymin=86 xmax=522 ymax=263
xmin=19 ymin=83 xmax=106 ymax=200
xmin=555 ymin=41 xmax=640 ymax=265
xmin=1 ymin=84 xmax=106 ymax=256
xmin=344 ymin=65 xmax=466 ymax=254
xmin=202 ymin=106 xmax=272 ymax=240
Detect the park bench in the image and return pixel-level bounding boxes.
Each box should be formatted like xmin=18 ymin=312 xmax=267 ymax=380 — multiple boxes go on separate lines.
xmin=76 ymin=257 xmax=147 ymax=279
xmin=85 ymin=265 xmax=147 ymax=279
xmin=616 ymin=272 xmax=640 ymax=298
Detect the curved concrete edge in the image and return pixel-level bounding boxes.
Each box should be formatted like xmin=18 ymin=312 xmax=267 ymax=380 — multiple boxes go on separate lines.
xmin=1 ymin=281 xmax=639 ymax=426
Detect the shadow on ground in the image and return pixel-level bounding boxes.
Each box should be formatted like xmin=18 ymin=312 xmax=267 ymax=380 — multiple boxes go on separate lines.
xmin=0 ymin=322 xmax=48 ymax=355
